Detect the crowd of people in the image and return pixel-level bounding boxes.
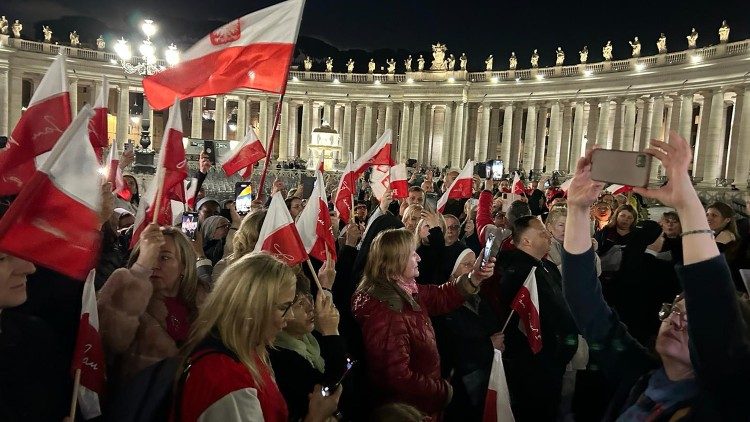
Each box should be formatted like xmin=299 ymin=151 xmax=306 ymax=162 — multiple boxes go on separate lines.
xmin=1 ymin=132 xmax=750 ymax=421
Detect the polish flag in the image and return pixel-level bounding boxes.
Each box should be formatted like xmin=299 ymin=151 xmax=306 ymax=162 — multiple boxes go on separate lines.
xmin=511 ymin=267 xmax=542 ymax=354
xmin=390 ymin=163 xmax=409 ymax=199
xmin=511 ymin=172 xmax=525 ymax=195
xmin=483 ymin=349 xmax=515 ymax=422
xmin=88 ymin=76 xmax=109 ymax=161
xmin=130 ymin=99 xmax=188 ymax=247
xmin=184 ymin=177 xmax=199 ymax=210
xmin=317 ymin=156 xmax=325 ymax=173
xmin=334 ymin=159 xmax=356 ymax=224
xmin=0 ymin=54 xmax=71 ymax=196
xmin=605 ymin=184 xmax=633 ymax=195
xmin=71 ymin=269 xmax=106 ymax=420
xmin=370 ymin=164 xmax=391 ymax=202
xmin=142 ymin=0 xmax=305 ymax=110
xmin=296 ymin=171 xmax=337 ymax=262
xmin=354 ymin=129 xmax=394 ymax=176
xmin=106 ymin=146 xmax=132 ymax=202
xmin=437 ymin=159 xmax=474 ymax=214
xmin=221 ymin=128 xmax=266 ymax=178
xmin=253 ymin=191 xmax=308 ymax=266
xmin=0 ymin=106 xmax=101 ymax=280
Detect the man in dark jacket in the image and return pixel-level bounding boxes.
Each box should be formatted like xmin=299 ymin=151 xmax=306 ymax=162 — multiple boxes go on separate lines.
xmin=496 ymin=215 xmax=579 ymax=421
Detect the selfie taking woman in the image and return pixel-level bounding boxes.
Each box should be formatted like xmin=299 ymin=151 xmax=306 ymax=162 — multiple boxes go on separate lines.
xmin=562 ymin=134 xmax=750 ymax=420
xmin=177 ymin=253 xmax=341 ymax=421
xmin=352 ymin=228 xmax=494 ymax=418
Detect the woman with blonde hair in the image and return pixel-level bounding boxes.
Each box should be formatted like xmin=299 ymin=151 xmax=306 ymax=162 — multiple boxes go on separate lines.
xmin=176 ymin=253 xmax=341 ymax=421
xmin=209 ymin=210 xmax=267 ymax=282
xmin=401 ymin=204 xmax=423 ymax=233
xmin=352 ymin=228 xmax=494 ymax=418
xmin=98 ymin=223 xmax=207 ymax=382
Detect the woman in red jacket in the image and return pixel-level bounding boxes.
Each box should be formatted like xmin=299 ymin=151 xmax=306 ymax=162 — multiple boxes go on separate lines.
xmin=351 ymin=229 xmax=494 ymax=418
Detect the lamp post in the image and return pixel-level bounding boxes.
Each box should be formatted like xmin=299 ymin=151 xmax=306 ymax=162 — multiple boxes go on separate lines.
xmin=113 ymin=19 xmax=180 ymax=173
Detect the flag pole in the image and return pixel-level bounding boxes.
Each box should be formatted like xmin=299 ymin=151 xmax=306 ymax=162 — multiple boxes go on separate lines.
xmin=151 ymin=167 xmax=166 ymax=224
xmin=349 ymin=152 xmax=355 ymax=211
xmin=69 ymin=368 xmax=81 ymax=420
xmin=305 ymin=258 xmax=323 ymax=292
xmin=500 ymin=309 xmax=515 ymax=334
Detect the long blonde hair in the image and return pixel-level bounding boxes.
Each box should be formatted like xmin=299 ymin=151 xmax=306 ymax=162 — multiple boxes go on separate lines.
xmin=181 ymin=252 xmax=296 ymax=389
xmin=231 ymin=210 xmax=267 ymax=262
xmin=357 ymin=228 xmax=415 ymax=292
xmin=128 ymin=227 xmax=200 ymax=315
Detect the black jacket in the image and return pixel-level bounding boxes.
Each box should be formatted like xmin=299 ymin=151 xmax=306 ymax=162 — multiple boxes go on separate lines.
xmin=416 ymin=227 xmax=446 ymax=285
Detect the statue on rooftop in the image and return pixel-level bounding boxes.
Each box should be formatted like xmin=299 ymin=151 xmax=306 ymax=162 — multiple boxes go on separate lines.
xmin=325 ymin=57 xmax=333 ymax=72
xmin=346 ymin=58 xmax=354 ymax=73
xmin=718 ymin=20 xmax=730 ymax=43
xmin=657 ymin=33 xmax=667 ymax=54
xmin=368 ymin=58 xmax=376 ymax=73
xmin=42 ymin=25 xmax=52 ymax=43
xmin=386 ymin=58 xmax=396 ymax=74
xmin=579 ymin=45 xmax=589 ymax=63
xmin=602 ymin=41 xmax=613 ymax=61
xmin=459 ymin=53 xmax=467 ymax=70
xmin=530 ymin=49 xmax=539 ymax=68
xmin=509 ymin=52 xmax=517 ymax=70
xmin=69 ymin=31 xmax=80 ymax=47
xmin=11 ymin=20 xmax=22 ymax=38
xmin=446 ymin=54 xmax=456 ymax=70
xmin=629 ymin=36 xmax=641 ymax=57
xmin=430 ymin=42 xmax=447 ymax=70
xmin=404 ymin=55 xmax=412 ymax=71
xmin=304 ymin=56 xmax=312 ymax=71
xmin=485 ymin=54 xmax=493 ymax=71
xmin=687 ymin=28 xmax=698 ymax=49
xmin=417 ymin=54 xmax=425 ymax=71
xmin=0 ymin=16 xmax=7 ymax=35
xmin=555 ymin=47 xmax=565 ymax=66
xmin=96 ymin=35 xmax=105 ymax=50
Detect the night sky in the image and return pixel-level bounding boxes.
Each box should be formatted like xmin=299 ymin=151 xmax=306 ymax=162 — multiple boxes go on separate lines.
xmin=3 ymin=0 xmax=750 ymax=71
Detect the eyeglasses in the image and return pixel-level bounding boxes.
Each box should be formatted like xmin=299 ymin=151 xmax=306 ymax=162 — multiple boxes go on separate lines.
xmin=447 ymin=224 xmax=460 ymax=231
xmin=292 ymin=293 xmax=314 ymax=311
xmin=280 ymin=295 xmax=299 ymax=317
xmin=658 ymin=302 xmax=688 ymax=326
xmin=217 ymin=224 xmax=230 ymax=230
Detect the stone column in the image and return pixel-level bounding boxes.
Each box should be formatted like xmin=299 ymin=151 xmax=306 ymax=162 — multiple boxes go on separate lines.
xmin=442 ymin=102 xmax=454 ymax=166
xmin=312 ymin=103 xmax=321 ymax=129
xmin=323 ymin=102 xmax=333 ymax=125
xmin=352 ymin=105 xmax=363 ymax=157
xmin=236 ymin=96 xmax=247 ymax=139
xmin=69 ymin=78 xmax=78 ymax=116
xmin=278 ymin=99 xmax=290 ymax=161
xmin=90 ymin=80 xmax=101 ymax=108
xmin=570 ymin=102 xmax=586 ymax=171
xmin=694 ymin=93 xmax=713 ymax=180
xmin=333 ymin=104 xmax=342 ymax=133
xmin=558 ymin=102 xmax=573 ymax=172
xmin=488 ymin=106 xmax=501 ymax=159
xmin=342 ymin=101 xmax=355 ymax=159
xmin=733 ymin=87 xmax=750 ymax=185
xmin=363 ymin=103 xmax=375 ymax=150
xmin=509 ymin=105 xmax=524 ymax=171
xmin=622 ymin=99 xmax=637 ymax=151
xmin=289 ymin=103 xmax=299 ymax=157
xmin=546 ymin=101 xmax=562 ymax=171
xmin=259 ymin=96 xmax=270 ymax=144
xmin=534 ymin=105 xmax=548 ymax=171
xmin=214 ymin=95 xmax=225 ymax=140
xmin=702 ymin=90 xmax=727 ymax=181
xmin=585 ymin=99 xmax=600 ymax=146
xmin=7 ymin=71 xmax=22 ymax=132
xmin=611 ymin=99 xmax=624 ymax=149
xmin=116 ymin=83 xmax=130 ymax=149
xmin=376 ymin=104 xmax=386 ymax=137
xmin=399 ymin=102 xmax=411 ymax=161
xmin=726 ymin=91 xmax=744 ymax=180
xmin=385 ymin=102 xmax=395 ymax=136
xmin=474 ymin=103 xmax=490 ymax=161
xmin=0 ymin=70 xmax=8 ymax=136
xmin=301 ymin=99 xmax=312 ymax=158
xmin=421 ymin=105 xmax=433 ymax=164
xmin=500 ymin=103 xmax=514 ymax=167
xmin=637 ymin=97 xmax=654 ymax=151
xmin=190 ymin=98 xmax=202 ymax=138
xmin=678 ymin=93 xmax=694 ymax=141
xmin=667 ymin=96 xmax=681 ymax=139
xmin=452 ymin=102 xmax=466 ymax=166
xmin=595 ymin=98 xmax=611 ymax=146
xmin=650 ymin=95 xmax=666 ymax=140
xmin=522 ymin=104 xmax=537 ymax=171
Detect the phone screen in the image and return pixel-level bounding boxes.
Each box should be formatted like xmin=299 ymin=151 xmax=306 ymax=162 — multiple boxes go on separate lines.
xmin=181 ymin=212 xmax=199 ymax=240
xmin=124 ymin=140 xmax=133 ymax=152
xmin=491 ymin=160 xmax=504 ymax=181
xmin=203 ymin=140 xmax=217 ymax=164
xmin=235 ymin=182 xmax=253 ymax=215
xmin=322 ymin=358 xmax=356 ymax=397
xmin=424 ymin=193 xmax=438 ymax=212
xmin=483 ymin=231 xmax=496 ymax=266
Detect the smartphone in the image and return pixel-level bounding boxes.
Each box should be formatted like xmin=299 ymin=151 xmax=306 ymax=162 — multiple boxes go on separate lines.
xmin=475 ymin=162 xmax=489 ymax=179
xmin=203 ymin=140 xmax=217 ymax=164
xmin=322 ymin=358 xmax=357 ymax=397
xmin=590 ymin=149 xmax=652 ymax=187
xmin=424 ymin=193 xmax=438 ymax=212
xmin=124 ymin=140 xmax=133 ymax=153
xmin=234 ymin=182 xmax=253 ymax=215
xmin=181 ymin=212 xmax=199 ymax=240
xmin=301 ymin=175 xmax=316 ymax=199
xmin=482 ymin=231 xmax=496 ymax=267
xmin=489 ymin=160 xmax=504 ymax=181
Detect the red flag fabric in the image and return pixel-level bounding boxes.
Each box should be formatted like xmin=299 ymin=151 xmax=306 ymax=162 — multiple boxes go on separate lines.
xmin=483 ymin=349 xmax=515 ymax=422
xmin=142 ymin=0 xmax=304 ymax=110
xmin=0 ymin=54 xmax=71 ymax=196
xmin=221 ymin=128 xmax=266 ymax=178
xmin=253 ymin=192 xmax=307 ymax=266
xmin=184 ymin=177 xmax=199 ymax=210
xmin=354 ymin=128 xmax=394 ymax=176
xmin=437 ymin=159 xmax=474 ymax=214
xmin=512 ymin=172 xmax=525 ymax=195
xmin=71 ymin=269 xmax=106 ymax=420
xmin=390 ymin=163 xmax=409 ymax=199
xmin=511 ymin=267 xmax=542 ymax=354
xmin=88 ymin=76 xmax=109 ymax=161
xmin=296 ymin=171 xmax=337 ymax=262
xmin=334 ymin=159 xmax=355 ymax=224
xmin=317 ymin=157 xmax=325 ymax=173
xmin=605 ymin=184 xmax=633 ymax=195
xmin=130 ymin=99 xmax=188 ymax=247
xmin=0 ymin=106 xmax=101 ymax=280
xmin=106 ymin=147 xmax=132 ymax=202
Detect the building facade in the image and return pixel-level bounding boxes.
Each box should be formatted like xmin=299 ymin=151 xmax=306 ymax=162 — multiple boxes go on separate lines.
xmin=1 ymin=32 xmax=750 ymax=186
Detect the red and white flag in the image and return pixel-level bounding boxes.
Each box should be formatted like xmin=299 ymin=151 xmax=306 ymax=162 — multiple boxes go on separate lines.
xmin=511 ymin=172 xmax=525 ymax=195
xmin=354 ymin=128 xmax=394 ymax=176
xmin=130 ymin=99 xmax=188 ymax=247
xmin=605 ymin=184 xmax=633 ymax=195
xmin=0 ymin=106 xmax=101 ymax=280
xmin=511 ymin=267 xmax=542 ymax=354
xmin=71 ymin=269 xmax=106 ymax=420
xmin=390 ymin=163 xmax=409 ymax=199
xmin=437 ymin=159 xmax=474 ymax=214
xmin=184 ymin=177 xmax=199 ymax=210
xmin=88 ymin=76 xmax=109 ymax=161
xmin=483 ymin=349 xmax=515 ymax=422
xmin=142 ymin=0 xmax=304 ymax=110
xmin=253 ymin=191 xmax=308 ymax=266
xmin=296 ymin=171 xmax=337 ymax=262
xmin=106 ymin=146 xmax=132 ymax=202
xmin=334 ymin=159 xmax=356 ymax=224
xmin=221 ymin=128 xmax=266 ymax=179
xmin=0 ymin=54 xmax=71 ymax=196
xmin=317 ymin=156 xmax=325 ymax=173
xmin=370 ymin=164 xmax=391 ymax=202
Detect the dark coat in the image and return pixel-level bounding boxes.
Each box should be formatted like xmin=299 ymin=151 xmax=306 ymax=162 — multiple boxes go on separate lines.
xmin=416 ymin=227 xmax=446 ymax=285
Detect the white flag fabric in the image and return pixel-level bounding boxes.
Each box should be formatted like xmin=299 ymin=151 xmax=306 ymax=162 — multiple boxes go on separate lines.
xmin=483 ymin=348 xmax=515 ymax=422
